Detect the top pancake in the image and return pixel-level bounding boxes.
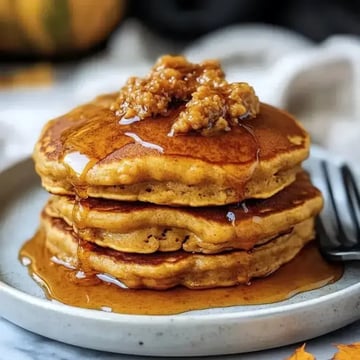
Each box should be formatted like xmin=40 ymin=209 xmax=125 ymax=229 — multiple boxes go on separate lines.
xmin=33 ymin=94 xmax=309 ymax=206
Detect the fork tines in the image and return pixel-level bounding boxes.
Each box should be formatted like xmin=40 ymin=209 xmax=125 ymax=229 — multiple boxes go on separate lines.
xmin=317 ymin=161 xmax=360 ymax=261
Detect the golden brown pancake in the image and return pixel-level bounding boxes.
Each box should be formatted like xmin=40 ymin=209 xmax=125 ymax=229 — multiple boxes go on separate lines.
xmin=45 ymin=172 xmax=323 ymax=254
xmin=33 ymin=95 xmax=309 ymax=206
xmin=41 ymin=212 xmax=316 ymax=289
xmin=29 ymin=56 xmax=322 ymax=293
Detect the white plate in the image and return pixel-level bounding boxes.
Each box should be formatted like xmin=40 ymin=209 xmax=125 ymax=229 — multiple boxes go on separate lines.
xmin=0 ymin=146 xmax=360 ymax=357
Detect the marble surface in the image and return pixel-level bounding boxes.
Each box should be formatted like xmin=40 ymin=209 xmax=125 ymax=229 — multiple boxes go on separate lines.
xmin=1 ymin=317 xmax=360 ymax=360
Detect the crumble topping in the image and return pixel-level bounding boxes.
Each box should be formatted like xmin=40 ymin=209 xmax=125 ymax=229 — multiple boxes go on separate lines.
xmin=111 ymin=55 xmax=259 ymax=136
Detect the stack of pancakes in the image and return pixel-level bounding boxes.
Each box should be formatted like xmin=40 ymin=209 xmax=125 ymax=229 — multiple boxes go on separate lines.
xmin=33 ymin=96 xmax=323 ymax=289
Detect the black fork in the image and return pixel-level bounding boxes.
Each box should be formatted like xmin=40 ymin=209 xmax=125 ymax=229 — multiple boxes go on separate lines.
xmin=317 ymin=161 xmax=360 ymax=261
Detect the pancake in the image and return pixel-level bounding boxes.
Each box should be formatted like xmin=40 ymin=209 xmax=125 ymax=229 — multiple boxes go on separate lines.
xmin=41 ymin=212 xmax=316 ymax=289
xmin=29 ymin=56 xmax=321 ymax=293
xmin=45 ymin=171 xmax=323 ymax=254
xmin=33 ymin=95 xmax=309 ymax=206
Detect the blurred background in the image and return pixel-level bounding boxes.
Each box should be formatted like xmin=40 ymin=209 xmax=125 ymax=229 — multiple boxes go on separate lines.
xmin=1 ymin=0 xmax=360 ymax=168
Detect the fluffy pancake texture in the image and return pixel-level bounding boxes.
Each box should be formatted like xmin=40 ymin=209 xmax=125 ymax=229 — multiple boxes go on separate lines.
xmin=33 ymin=94 xmax=309 ymax=206
xmin=42 ymin=212 xmax=315 ymax=289
xmin=45 ymin=172 xmax=323 ymax=254
xmin=30 ymin=56 xmax=323 ymax=292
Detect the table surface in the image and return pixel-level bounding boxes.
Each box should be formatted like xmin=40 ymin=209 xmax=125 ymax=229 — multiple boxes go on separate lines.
xmin=1 ymin=316 xmax=360 ymax=360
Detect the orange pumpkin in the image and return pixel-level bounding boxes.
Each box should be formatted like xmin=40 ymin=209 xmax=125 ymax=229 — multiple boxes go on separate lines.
xmin=0 ymin=0 xmax=126 ymax=55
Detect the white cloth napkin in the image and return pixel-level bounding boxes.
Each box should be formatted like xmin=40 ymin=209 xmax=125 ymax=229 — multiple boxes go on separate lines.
xmin=1 ymin=20 xmax=359 ymax=171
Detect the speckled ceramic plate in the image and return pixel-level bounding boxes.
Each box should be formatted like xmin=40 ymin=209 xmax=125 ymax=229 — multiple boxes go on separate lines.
xmin=0 ymin=146 xmax=360 ymax=357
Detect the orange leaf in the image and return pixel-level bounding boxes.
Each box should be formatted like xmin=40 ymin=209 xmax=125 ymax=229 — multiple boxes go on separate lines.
xmin=332 ymin=342 xmax=360 ymax=359
xmin=286 ymin=344 xmax=316 ymax=360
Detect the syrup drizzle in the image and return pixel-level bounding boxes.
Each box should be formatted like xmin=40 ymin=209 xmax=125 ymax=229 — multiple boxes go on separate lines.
xmin=62 ymin=152 xmax=93 ymax=179
xmin=124 ymin=132 xmax=164 ymax=153
xmin=119 ymin=116 xmax=141 ymax=125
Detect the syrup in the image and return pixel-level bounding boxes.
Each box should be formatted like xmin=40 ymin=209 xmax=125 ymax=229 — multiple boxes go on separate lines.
xmin=19 ymin=231 xmax=343 ymax=316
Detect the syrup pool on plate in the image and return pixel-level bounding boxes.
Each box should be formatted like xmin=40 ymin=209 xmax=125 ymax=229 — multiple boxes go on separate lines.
xmin=19 ymin=230 xmax=343 ymax=316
